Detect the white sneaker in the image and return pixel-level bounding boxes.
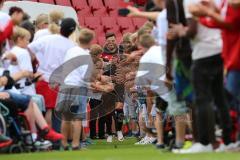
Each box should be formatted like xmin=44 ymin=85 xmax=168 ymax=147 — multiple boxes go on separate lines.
xmin=107 ymin=135 xmax=113 ymax=143
xmin=148 ymin=137 xmax=157 ymax=144
xmin=215 ymin=143 xmax=238 ymax=152
xmin=135 ymin=136 xmax=149 ymax=145
xmin=137 ymin=137 xmax=156 ymax=145
xmin=178 ymin=143 xmax=213 ymax=154
xmin=234 ymin=141 xmax=240 ymax=147
xmin=34 ymin=140 xmax=52 ymax=149
xmin=117 ymin=131 xmax=124 ymax=142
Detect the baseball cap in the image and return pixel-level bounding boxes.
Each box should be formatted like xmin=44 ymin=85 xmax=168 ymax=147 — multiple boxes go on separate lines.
xmin=60 ymin=18 xmax=76 ymax=37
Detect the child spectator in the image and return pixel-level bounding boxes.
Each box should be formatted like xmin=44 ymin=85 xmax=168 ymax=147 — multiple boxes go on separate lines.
xmin=34 ymin=10 xmax=64 ymax=41
xmin=6 ymin=27 xmax=36 ymax=95
xmin=28 ymin=18 xmax=76 ymax=126
xmin=89 ymin=44 xmax=104 ymax=139
xmin=56 ymin=28 xmax=95 ymax=150
xmin=35 ymin=14 xmax=48 ymax=31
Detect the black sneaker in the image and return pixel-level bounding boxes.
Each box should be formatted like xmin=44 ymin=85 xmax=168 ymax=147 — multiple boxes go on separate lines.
xmin=156 ymin=144 xmax=165 ymax=149
xmin=72 ymin=146 xmax=81 ymax=151
xmin=171 ymin=145 xmax=183 ymax=153
xmin=63 ymin=146 xmax=70 ymax=151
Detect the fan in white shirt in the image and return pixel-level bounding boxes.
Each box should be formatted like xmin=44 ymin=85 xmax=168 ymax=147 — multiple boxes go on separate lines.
xmin=8 ymin=46 xmax=36 ymax=95
xmin=2 ymin=27 xmax=36 ymax=95
xmin=28 ymin=34 xmax=76 ymax=82
xmin=64 ymin=46 xmax=90 ymax=87
xmin=33 ymin=11 xmax=64 ymax=41
xmin=28 ymin=18 xmax=77 ymax=128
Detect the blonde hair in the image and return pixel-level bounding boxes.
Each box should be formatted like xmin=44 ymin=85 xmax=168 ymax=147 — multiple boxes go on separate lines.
xmin=49 ymin=10 xmax=64 ymax=24
xmin=78 ymin=28 xmax=95 ymax=45
xmin=35 ymin=14 xmax=49 ymax=29
xmin=12 ymin=27 xmax=31 ymax=43
xmin=137 ymin=26 xmax=152 ymax=38
xmin=90 ymin=44 xmax=103 ymax=58
xmin=69 ymin=25 xmax=81 ymax=43
xmin=130 ymin=32 xmax=138 ymax=43
xmin=139 ymin=34 xmax=155 ymax=49
xmin=143 ymin=21 xmax=154 ymax=30
xmin=48 ymin=10 xmax=64 ymax=34
xmin=122 ymin=33 xmax=132 ymax=43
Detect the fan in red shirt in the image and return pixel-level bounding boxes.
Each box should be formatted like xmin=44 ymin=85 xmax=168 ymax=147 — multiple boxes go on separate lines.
xmin=189 ymin=0 xmax=240 ymax=145
xmin=101 ymin=32 xmax=119 ymax=62
xmin=193 ymin=0 xmax=240 ymax=71
xmin=187 ymin=0 xmax=240 ymax=70
xmin=0 ymin=0 xmax=13 ymax=46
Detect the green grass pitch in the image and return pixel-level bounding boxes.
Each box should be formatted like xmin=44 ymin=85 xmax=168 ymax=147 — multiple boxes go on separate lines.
xmin=1 ymin=138 xmax=240 ymax=160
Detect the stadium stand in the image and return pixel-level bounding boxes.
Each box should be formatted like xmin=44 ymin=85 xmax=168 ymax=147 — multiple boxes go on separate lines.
xmin=38 ymin=0 xmax=54 ymax=4
xmin=5 ymin=0 xmax=148 ymax=45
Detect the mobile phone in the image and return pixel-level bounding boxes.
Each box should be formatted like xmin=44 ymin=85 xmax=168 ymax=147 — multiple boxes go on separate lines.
xmin=118 ymin=8 xmax=130 ymax=17
xmin=32 ymin=75 xmax=42 ymax=83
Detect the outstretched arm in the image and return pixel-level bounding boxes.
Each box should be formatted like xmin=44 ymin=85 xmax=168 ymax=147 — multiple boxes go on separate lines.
xmin=127 ymin=6 xmax=159 ymax=21
xmin=0 ymin=70 xmax=33 ymax=87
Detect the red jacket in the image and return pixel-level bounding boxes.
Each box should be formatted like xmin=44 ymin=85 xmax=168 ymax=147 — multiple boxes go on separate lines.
xmin=0 ymin=12 xmax=13 ymax=44
xmin=199 ymin=4 xmax=240 ymax=71
xmin=101 ymin=53 xmax=113 ymax=62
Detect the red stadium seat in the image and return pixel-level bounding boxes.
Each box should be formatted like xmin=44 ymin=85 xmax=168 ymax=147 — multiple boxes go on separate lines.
xmin=78 ymin=16 xmax=85 ymax=26
xmin=117 ymin=17 xmax=134 ymax=32
xmin=117 ymin=17 xmax=133 ymax=29
xmin=93 ymin=7 xmax=108 ymax=16
xmin=101 ymin=17 xmax=121 ymax=36
xmin=109 ymin=10 xmax=118 ymax=17
xmin=104 ymin=0 xmax=118 ymax=12
xmin=101 ymin=17 xmax=117 ymax=31
xmin=98 ymin=36 xmax=106 ymax=46
xmin=93 ymin=27 xmax=105 ymax=37
xmin=122 ymin=26 xmax=135 ymax=34
xmin=38 ymin=0 xmax=55 ymax=4
xmin=84 ymin=17 xmax=101 ymax=29
xmin=132 ymin=17 xmax=147 ymax=29
xmin=72 ymin=0 xmax=88 ymax=10
xmin=88 ymin=0 xmax=104 ymax=11
xmin=25 ymin=0 xmax=38 ymax=2
xmin=55 ymin=0 xmax=72 ymax=6
xmin=77 ymin=7 xmax=92 ymax=17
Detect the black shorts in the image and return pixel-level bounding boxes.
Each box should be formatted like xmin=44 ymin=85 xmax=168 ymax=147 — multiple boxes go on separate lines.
xmin=114 ymin=84 xmax=125 ymax=103
xmin=0 ymin=99 xmax=25 ymax=117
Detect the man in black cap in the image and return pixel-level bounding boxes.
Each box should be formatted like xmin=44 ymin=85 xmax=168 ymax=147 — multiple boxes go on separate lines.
xmin=28 ymin=18 xmax=76 ymax=128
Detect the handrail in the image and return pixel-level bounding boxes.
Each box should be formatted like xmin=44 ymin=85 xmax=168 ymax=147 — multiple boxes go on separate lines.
xmin=0 ymin=102 xmax=10 ymax=117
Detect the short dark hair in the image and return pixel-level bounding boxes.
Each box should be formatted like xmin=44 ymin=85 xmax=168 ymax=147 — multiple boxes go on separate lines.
xmin=9 ymin=6 xmax=23 ymax=16
xmin=105 ymin=32 xmax=116 ymax=40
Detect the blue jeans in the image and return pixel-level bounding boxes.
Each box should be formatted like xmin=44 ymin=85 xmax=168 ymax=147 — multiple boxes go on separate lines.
xmin=226 ymin=70 xmax=240 ymax=105
xmin=226 ymin=70 xmax=240 ymax=140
